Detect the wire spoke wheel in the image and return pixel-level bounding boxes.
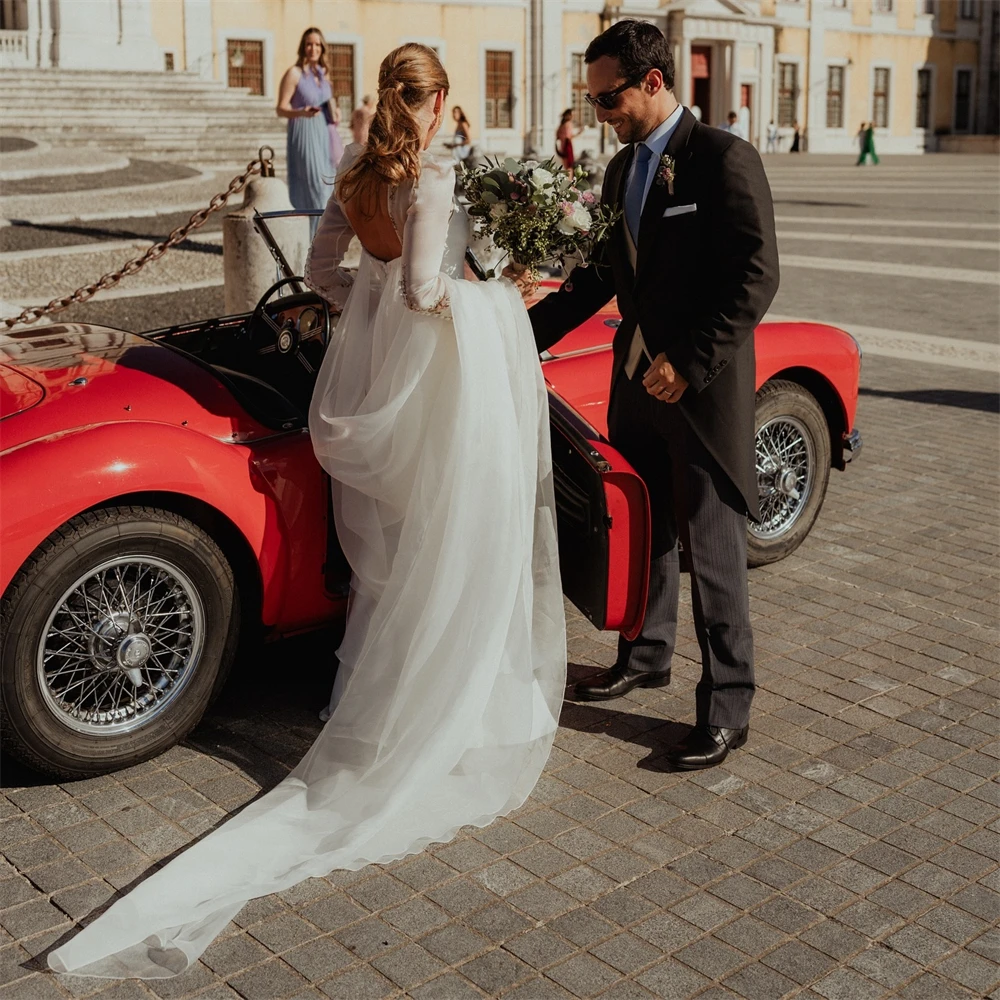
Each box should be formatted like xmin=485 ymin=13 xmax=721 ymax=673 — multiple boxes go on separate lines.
xmin=37 ymin=556 xmax=206 ymax=736
xmin=751 ymin=415 xmax=814 ymax=539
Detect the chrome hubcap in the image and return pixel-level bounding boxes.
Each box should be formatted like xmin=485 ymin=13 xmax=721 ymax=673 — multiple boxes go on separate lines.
xmin=37 ymin=557 xmax=205 ymax=735
xmin=751 ymin=416 xmax=814 ymax=539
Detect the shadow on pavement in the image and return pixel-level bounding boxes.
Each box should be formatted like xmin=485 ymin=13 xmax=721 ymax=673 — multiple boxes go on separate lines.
xmin=859 ymin=386 xmax=1000 ymax=413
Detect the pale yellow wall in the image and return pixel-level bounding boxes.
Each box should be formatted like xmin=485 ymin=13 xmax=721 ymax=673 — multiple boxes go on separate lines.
xmin=207 ymin=0 xmax=525 ymax=140
xmin=760 ymin=0 xmax=777 ymax=17
xmin=148 ymin=0 xmax=185 ymax=69
xmin=897 ymin=1 xmax=917 ymax=31
xmin=776 ymin=26 xmax=809 ymax=59
xmin=851 ymin=0 xmax=872 ymax=28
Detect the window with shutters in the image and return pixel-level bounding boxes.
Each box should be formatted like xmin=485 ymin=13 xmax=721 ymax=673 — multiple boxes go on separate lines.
xmin=872 ymin=67 xmax=890 ymax=128
xmin=571 ymin=53 xmax=596 ymax=128
xmin=826 ymin=66 xmax=844 ymax=128
xmin=954 ymin=69 xmax=972 ymax=130
xmin=227 ymin=40 xmax=264 ymax=96
xmin=329 ymin=44 xmax=355 ymax=121
xmin=872 ymin=0 xmax=893 ymax=12
xmin=916 ymin=68 xmax=932 ymax=128
xmin=777 ymin=63 xmax=797 ymax=127
xmin=485 ymin=50 xmax=514 ymax=129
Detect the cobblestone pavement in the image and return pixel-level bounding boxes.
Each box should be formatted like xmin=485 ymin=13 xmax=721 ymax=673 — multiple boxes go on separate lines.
xmin=1 ymin=156 xmax=999 ymax=1000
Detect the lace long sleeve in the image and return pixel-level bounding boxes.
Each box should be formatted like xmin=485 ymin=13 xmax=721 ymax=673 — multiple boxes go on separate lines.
xmin=398 ymin=156 xmax=456 ymax=316
xmin=304 ymin=144 xmax=362 ymax=310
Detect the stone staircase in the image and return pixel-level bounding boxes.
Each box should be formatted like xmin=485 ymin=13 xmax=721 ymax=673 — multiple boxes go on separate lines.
xmin=0 ymin=68 xmax=295 ymax=171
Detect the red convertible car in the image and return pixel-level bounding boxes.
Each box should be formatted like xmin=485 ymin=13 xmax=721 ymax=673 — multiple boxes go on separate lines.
xmin=0 ymin=269 xmax=860 ymax=778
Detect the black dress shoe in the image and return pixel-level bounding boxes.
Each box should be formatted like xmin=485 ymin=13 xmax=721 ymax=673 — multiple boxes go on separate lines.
xmin=574 ymin=666 xmax=671 ymax=701
xmin=664 ymin=725 xmax=749 ymax=770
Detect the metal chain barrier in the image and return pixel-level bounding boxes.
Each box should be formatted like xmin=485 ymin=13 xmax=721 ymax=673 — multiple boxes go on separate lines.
xmin=2 ymin=146 xmax=276 ymax=330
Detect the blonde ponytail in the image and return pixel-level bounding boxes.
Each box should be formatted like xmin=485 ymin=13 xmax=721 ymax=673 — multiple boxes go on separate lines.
xmin=337 ymin=44 xmax=449 ymax=215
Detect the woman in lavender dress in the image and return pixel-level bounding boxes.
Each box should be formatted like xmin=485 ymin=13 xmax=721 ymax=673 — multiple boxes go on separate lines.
xmin=277 ymin=27 xmax=337 ymax=234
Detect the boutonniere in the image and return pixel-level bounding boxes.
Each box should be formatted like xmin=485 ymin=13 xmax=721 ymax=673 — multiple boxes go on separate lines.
xmin=655 ymin=154 xmax=675 ymax=195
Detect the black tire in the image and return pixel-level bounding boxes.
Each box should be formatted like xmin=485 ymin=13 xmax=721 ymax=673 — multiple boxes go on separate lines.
xmin=1 ymin=506 xmax=239 ymax=779
xmin=748 ymin=380 xmax=831 ymax=567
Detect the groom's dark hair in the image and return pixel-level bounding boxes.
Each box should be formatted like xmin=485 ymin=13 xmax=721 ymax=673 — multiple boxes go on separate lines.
xmin=585 ymin=19 xmax=674 ymax=91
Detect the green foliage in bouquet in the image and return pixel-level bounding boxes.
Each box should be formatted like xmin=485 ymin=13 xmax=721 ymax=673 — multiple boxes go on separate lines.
xmin=460 ymin=156 xmax=620 ymax=277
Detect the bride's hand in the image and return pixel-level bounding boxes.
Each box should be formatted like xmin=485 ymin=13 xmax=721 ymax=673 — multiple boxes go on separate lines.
xmin=502 ymin=263 xmax=538 ymax=301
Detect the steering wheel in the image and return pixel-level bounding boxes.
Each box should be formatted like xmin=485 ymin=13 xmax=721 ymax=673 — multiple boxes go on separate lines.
xmin=247 ymin=278 xmax=332 ymax=369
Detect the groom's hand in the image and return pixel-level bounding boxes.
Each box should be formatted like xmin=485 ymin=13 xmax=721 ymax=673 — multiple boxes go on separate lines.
xmin=643 ymin=353 xmax=689 ymax=403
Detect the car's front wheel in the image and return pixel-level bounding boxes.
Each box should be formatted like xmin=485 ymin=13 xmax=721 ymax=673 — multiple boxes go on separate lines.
xmin=748 ymin=380 xmax=832 ymax=567
xmin=1 ymin=506 xmax=239 ymax=779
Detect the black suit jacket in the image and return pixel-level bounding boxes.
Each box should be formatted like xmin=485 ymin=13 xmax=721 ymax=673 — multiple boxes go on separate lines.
xmin=529 ymin=109 xmax=779 ymax=520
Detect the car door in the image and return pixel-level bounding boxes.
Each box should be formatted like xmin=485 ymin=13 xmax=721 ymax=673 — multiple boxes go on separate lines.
xmin=548 ymin=389 xmax=651 ymax=641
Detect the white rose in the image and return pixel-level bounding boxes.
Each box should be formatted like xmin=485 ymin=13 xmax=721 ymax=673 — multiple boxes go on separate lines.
xmin=490 ymin=202 xmax=507 ymax=218
xmin=572 ymin=204 xmax=592 ymax=231
xmin=530 ymin=167 xmax=555 ymax=189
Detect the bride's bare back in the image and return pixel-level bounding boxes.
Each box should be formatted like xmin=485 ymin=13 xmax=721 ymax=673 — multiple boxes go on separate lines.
xmin=342 ymin=184 xmax=403 ymax=264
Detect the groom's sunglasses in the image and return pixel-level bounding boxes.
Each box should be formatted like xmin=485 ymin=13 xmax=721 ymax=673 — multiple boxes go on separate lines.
xmin=584 ymin=75 xmax=643 ymax=111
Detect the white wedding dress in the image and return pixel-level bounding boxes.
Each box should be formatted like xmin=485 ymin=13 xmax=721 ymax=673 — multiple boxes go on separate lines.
xmin=48 ymin=147 xmax=567 ymax=979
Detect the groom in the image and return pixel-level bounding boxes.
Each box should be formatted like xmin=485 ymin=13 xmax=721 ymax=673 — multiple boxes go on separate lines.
xmin=530 ymin=20 xmax=779 ymax=770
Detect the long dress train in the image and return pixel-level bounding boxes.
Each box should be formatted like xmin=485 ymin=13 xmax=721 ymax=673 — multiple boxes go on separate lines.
xmin=47 ymin=152 xmax=566 ymax=979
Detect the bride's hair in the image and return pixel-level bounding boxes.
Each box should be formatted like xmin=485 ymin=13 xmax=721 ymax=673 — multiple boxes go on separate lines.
xmin=337 ymin=44 xmax=449 ymax=213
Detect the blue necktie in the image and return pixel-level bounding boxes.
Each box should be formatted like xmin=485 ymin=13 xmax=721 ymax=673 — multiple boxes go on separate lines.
xmin=625 ymin=142 xmax=653 ymax=243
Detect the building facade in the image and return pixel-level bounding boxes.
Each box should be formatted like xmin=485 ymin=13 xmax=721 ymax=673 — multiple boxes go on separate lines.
xmin=1 ymin=0 xmax=996 ymax=154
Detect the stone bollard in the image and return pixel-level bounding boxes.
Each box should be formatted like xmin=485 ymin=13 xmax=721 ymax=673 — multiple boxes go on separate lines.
xmin=222 ymin=175 xmax=310 ymax=314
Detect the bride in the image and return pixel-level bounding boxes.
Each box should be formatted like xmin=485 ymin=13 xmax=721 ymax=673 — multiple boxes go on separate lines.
xmin=48 ymin=43 xmax=567 ymax=979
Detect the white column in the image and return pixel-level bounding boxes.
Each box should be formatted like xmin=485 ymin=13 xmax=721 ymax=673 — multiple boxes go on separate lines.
xmin=729 ymin=41 xmax=741 ymax=121
xmin=806 ymin=10 xmax=826 ymax=151
xmin=677 ymin=34 xmax=691 ymax=106
xmin=183 ymin=0 xmax=213 ymax=78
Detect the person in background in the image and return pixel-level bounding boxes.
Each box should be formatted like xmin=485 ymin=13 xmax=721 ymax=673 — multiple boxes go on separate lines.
xmin=690 ymin=103 xmax=702 ymax=122
xmin=720 ymin=110 xmax=745 ymax=139
xmin=789 ymin=120 xmax=801 ymax=152
xmin=351 ymin=94 xmax=375 ymax=145
xmin=556 ymin=108 xmax=584 ymax=171
xmin=766 ymin=120 xmax=778 ymax=153
xmin=277 ymin=26 xmax=336 ymax=235
xmin=447 ymin=105 xmax=472 ymax=162
xmin=857 ymin=121 xmax=880 ymax=165
xmin=327 ymin=99 xmax=344 ymax=170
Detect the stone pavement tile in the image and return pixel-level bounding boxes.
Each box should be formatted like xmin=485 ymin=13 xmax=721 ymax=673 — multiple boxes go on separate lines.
xmin=894 ymin=971 xmax=980 ymax=1000
xmin=798 ymin=920 xmax=866 ymax=962
xmin=934 ymin=950 xmax=1000 ymax=995
xmin=849 ymin=943 xmax=922 ymax=989
xmin=246 ymin=913 xmax=319 ymax=952
xmin=380 ymin=897 xmax=449 ymax=936
xmin=674 ymin=937 xmax=744 ymax=980
xmin=465 ymin=902 xmax=533 ymax=943
xmin=714 ymin=915 xmax=786 ymax=958
xmin=550 ymin=867 xmax=618 ymax=903
xmin=280 ymin=936 xmax=355 ymax=980
xmin=970 ymin=928 xmax=1000 ymax=964
xmin=743 ymin=856 xmax=807 ymax=890
xmin=917 ymin=903 xmax=989 ymax=945
xmin=588 ymin=849 xmax=657 ymax=884
xmin=502 ymin=977 xmax=577 ymax=1000
xmin=670 ymin=894 xmax=740 ymax=933
xmin=420 ymin=924 xmax=492 ymax=965
xmin=709 ymin=874 xmax=773 ymax=911
xmin=1 ymin=837 xmax=69 ymax=872
xmin=331 ymin=917 xmax=404 ymax=960
xmin=424 ymin=877 xmax=496 ymax=918
xmin=370 ymin=942 xmax=448 ymax=990
xmin=143 ymin=962 xmax=218 ymax=998
xmin=458 ymin=947 xmax=533 ymax=994
xmin=751 ymin=897 xmax=820 ymax=935
xmin=474 ymin=860 xmax=537 ymax=898
xmin=226 ymin=958 xmax=309 ymax=1000
xmin=949 ymin=884 xmax=1000 ymax=923
xmin=901 ymin=861 xmax=968 ymax=898
xmin=473 ymin=822 xmax=539 ymax=855
xmin=762 ymin=940 xmax=837 ymax=986
xmin=432 ymin=839 xmax=502 ymax=873
xmin=0 ymin=899 xmax=69 ymax=940
xmin=297 ymin=893 xmax=368 ymax=932
xmin=51 ymin=879 xmax=115 ymax=921
xmin=592 ymin=979 xmax=658 ymax=1000
xmin=546 ymin=953 xmax=621 ymax=998
xmin=588 ymin=933 xmax=660 ymax=976
xmin=886 ymin=924 xmax=955 ymax=965
xmin=408 ymin=971 xmax=486 ymax=999
xmin=200 ymin=932 xmax=271 ymax=977
xmin=722 ymin=961 xmax=797 ymax=1000
xmin=810 ymin=967 xmax=884 ymax=1000
xmin=319 ymin=965 xmax=396 ymax=1000
xmin=507 ymin=883 xmax=578 ymax=921
xmin=629 ymin=871 xmax=690 ymax=909
xmin=869 ymin=880 xmax=936 ymax=919
xmin=549 ymin=910 xmax=616 ymax=950
xmin=344 ymin=874 xmax=413 ymax=912
xmin=504 ymin=927 xmax=575 ymax=970
xmin=552 ymin=828 xmax=616 ymax=862
xmin=591 ymin=888 xmax=659 ymax=928
xmin=634 ymin=957 xmax=711 ymax=1000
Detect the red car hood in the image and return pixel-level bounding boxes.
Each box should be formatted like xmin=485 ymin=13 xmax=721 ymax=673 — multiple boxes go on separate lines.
xmin=0 ymin=323 xmax=273 ymax=449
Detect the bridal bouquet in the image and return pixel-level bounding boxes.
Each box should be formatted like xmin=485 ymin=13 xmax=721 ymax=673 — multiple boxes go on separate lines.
xmin=460 ymin=156 xmax=619 ymax=278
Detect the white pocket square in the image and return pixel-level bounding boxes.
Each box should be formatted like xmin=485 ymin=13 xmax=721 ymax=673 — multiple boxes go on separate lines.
xmin=662 ymin=204 xmax=697 ymax=218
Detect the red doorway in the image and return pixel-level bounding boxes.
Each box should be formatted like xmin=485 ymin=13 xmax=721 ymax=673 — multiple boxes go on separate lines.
xmin=691 ymin=46 xmax=712 ymax=123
